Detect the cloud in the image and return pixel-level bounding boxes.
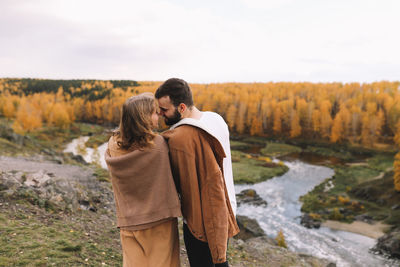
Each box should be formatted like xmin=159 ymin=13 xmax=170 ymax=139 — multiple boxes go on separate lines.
xmin=0 ymin=0 xmax=399 ymax=82
xmin=238 ymin=0 xmax=297 ymax=9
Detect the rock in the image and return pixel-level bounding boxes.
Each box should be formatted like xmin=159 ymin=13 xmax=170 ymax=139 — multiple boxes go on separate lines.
xmin=323 ymin=180 xmax=334 ymax=192
xmin=236 ymin=189 xmax=267 ymax=207
xmin=230 ymin=236 xmax=334 ymax=266
xmin=0 ymin=124 xmax=25 ymax=145
xmin=71 ymin=153 xmax=88 ymax=165
xmin=372 ymin=230 xmax=400 ymax=259
xmin=235 ymin=215 xmax=266 ymax=240
xmin=354 ymin=214 xmax=373 ymax=224
xmin=24 ymin=170 xmax=51 ymax=187
xmin=0 ymin=165 xmax=114 ymax=213
xmin=300 ymin=213 xmax=321 ymax=229
xmin=78 ymin=199 xmax=97 ymax=212
xmin=41 ymin=148 xmax=57 ymax=156
xmin=376 ymin=198 xmax=386 ymax=205
xmin=51 ymin=156 xmax=64 ymax=164
xmin=391 ymin=204 xmax=400 ymax=210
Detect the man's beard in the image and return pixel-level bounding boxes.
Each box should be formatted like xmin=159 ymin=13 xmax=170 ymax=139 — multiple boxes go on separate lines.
xmin=164 ymin=108 xmax=182 ymax=126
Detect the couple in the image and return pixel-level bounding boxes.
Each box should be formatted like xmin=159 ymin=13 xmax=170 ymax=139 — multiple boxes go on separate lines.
xmin=105 ymin=78 xmax=239 ymax=267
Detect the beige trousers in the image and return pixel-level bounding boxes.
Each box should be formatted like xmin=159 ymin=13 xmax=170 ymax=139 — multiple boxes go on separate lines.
xmin=120 ymin=218 xmax=180 ymax=267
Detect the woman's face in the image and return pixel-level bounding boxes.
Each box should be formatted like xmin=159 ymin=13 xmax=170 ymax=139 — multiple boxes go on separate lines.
xmin=151 ymin=110 xmax=159 ymax=129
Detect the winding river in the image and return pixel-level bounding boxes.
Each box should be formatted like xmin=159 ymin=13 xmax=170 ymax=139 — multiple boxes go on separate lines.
xmin=65 ymin=137 xmax=399 ymax=267
xmin=236 ymin=159 xmax=397 ymax=267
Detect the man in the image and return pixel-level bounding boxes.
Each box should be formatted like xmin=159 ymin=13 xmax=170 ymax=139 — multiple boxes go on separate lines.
xmin=155 ymin=78 xmax=239 ymax=267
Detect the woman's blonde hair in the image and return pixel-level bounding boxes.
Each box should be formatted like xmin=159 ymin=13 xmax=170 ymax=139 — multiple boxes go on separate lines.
xmin=114 ymin=92 xmax=157 ymax=150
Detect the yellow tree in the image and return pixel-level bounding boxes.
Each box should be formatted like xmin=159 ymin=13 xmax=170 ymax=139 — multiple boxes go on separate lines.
xmin=261 ymin=97 xmax=275 ymax=135
xmin=290 ymin=110 xmax=301 ymax=138
xmin=312 ymin=109 xmax=321 ymax=135
xmin=330 ymin=115 xmax=343 ymax=143
xmin=361 ymin=113 xmax=372 ymax=146
xmin=236 ymin=99 xmax=248 ymax=134
xmin=273 ymin=106 xmax=282 ymax=136
xmin=3 ymin=99 xmax=16 ymax=119
xmin=250 ymin=117 xmax=263 ymax=136
xmin=50 ymin=103 xmax=71 ymax=129
xmin=13 ymin=98 xmax=42 ymax=133
xmin=393 ymin=121 xmax=400 ymax=192
xmin=320 ymin=100 xmax=333 ymax=139
xmin=349 ymin=105 xmax=362 ymax=142
xmin=226 ymin=104 xmax=237 ymax=131
xmin=330 ymin=105 xmax=351 ymax=143
xmin=394 ymin=153 xmax=400 ymax=192
xmin=361 ymin=108 xmax=384 ymax=147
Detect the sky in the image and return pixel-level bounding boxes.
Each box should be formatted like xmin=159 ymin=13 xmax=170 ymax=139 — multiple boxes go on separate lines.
xmin=0 ymin=0 xmax=399 ymax=83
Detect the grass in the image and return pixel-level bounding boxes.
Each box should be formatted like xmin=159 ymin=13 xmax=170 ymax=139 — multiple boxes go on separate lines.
xmin=260 ymin=142 xmax=302 ymax=157
xmin=27 ymin=123 xmax=106 ymax=152
xmin=303 ymin=146 xmax=354 ymax=160
xmin=1 ymin=187 xmax=294 ymax=267
xmin=0 ymin=119 xmax=107 ymax=157
xmin=328 ymin=165 xmax=381 ymax=194
xmin=241 ymin=136 xmax=269 ymax=145
xmin=85 ymin=134 xmax=111 ymax=148
xmin=349 ymin=171 xmax=400 ymax=225
xmin=0 ymin=137 xmax=33 ymax=156
xmin=366 ymin=153 xmax=395 ymax=172
xmin=230 ymin=140 xmax=252 ymax=151
xmin=300 ymin=153 xmax=400 ymax=227
xmin=0 ymin=203 xmax=122 ymax=267
xmin=232 ymin=150 xmax=289 ymax=184
xmin=93 ymin=166 xmax=111 ymax=183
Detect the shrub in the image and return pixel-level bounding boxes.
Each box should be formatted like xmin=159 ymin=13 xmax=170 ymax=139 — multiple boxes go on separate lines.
xmin=275 ymin=230 xmax=288 ymax=248
xmin=329 ymin=208 xmax=343 ymax=220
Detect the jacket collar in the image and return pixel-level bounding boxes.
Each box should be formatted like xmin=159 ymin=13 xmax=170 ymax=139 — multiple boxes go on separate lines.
xmin=170 ymin=118 xmax=226 ymax=159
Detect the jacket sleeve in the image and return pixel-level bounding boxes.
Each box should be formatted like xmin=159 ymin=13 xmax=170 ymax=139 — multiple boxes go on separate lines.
xmin=202 ymin=171 xmax=230 ymax=263
xmin=199 ymin=135 xmax=230 ymax=264
xmin=168 ymin=131 xmax=230 ymax=264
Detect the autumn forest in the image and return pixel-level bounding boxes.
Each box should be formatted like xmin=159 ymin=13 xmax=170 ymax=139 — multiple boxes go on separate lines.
xmin=1 ymin=78 xmax=400 ymax=190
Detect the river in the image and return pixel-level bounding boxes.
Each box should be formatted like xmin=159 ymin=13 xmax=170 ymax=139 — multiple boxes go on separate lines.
xmin=236 ymin=159 xmax=398 ymax=267
xmin=64 ymin=137 xmax=398 ymax=267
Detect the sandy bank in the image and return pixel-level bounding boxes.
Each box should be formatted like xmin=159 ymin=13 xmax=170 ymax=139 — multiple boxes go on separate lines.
xmin=322 ymin=220 xmax=390 ymax=239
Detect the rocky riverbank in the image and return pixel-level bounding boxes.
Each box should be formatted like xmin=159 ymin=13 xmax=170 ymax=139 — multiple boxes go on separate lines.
xmin=0 ymin=155 xmax=334 ymax=266
xmin=299 ymin=155 xmax=400 ymax=260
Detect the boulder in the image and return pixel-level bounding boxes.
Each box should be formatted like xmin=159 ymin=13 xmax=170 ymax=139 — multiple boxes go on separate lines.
xmin=0 ymin=168 xmax=114 ymax=213
xmin=64 ymin=152 xmax=88 ymax=165
xmin=300 ymin=213 xmax=321 ymax=229
xmin=0 ymin=124 xmax=25 ymax=145
xmin=372 ymin=230 xmax=400 ymax=259
xmin=391 ymin=204 xmax=400 ymax=210
xmin=236 ymin=189 xmax=267 ymax=207
xmin=24 ymin=170 xmax=51 ymax=187
xmin=235 ymin=215 xmax=266 ymax=240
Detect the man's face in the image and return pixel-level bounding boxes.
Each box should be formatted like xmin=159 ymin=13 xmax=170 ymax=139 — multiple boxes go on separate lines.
xmin=157 ymin=96 xmax=182 ymax=126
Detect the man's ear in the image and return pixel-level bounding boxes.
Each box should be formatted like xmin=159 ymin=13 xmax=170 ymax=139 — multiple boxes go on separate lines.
xmin=178 ymin=103 xmax=187 ymax=114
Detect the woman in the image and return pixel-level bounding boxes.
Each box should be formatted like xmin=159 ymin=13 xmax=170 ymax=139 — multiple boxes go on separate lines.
xmin=105 ymin=93 xmax=181 ymax=267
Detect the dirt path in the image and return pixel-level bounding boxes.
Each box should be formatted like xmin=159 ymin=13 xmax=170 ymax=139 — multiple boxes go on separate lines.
xmin=345 ymin=162 xmax=368 ymax=167
xmin=367 ymin=166 xmax=393 ymax=182
xmin=0 ymin=155 xmax=93 ymax=183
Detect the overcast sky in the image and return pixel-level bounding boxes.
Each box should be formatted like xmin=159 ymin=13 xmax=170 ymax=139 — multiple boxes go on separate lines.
xmin=1 ymin=0 xmax=399 ymax=83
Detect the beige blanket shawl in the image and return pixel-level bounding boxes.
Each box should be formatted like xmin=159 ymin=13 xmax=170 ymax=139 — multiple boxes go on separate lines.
xmin=105 ymin=135 xmax=181 ymax=228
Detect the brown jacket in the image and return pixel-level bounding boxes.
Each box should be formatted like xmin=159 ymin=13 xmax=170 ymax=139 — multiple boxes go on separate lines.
xmin=163 ymin=125 xmax=239 ymax=264
xmin=105 ymin=135 xmax=181 ymax=228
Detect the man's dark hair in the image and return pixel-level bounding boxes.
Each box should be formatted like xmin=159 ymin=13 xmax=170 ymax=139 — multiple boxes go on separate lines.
xmin=155 ymin=78 xmax=194 ymax=107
